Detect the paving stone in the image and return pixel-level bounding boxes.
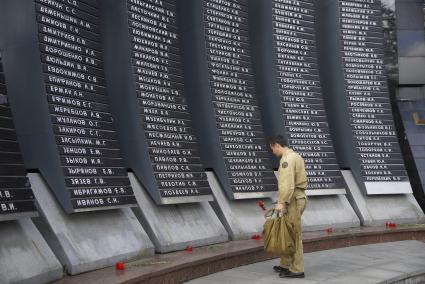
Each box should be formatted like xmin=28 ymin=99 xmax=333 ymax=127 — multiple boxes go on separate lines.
xmin=317 ymin=274 xmax=382 ymax=284
xmin=356 ymin=267 xmax=406 ymax=281
xmin=187 ymin=241 xmax=425 ymax=284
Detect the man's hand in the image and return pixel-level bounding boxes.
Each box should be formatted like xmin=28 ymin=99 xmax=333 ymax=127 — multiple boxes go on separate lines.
xmin=275 ymin=203 xmax=283 ymax=211
xmin=275 ymin=203 xmax=288 ymax=215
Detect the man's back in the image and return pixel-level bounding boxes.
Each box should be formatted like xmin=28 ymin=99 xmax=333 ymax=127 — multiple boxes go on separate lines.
xmin=278 ymin=149 xmax=308 ymax=194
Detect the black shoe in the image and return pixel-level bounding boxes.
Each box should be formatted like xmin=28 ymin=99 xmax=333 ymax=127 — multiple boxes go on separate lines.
xmin=280 ymin=271 xmax=305 ymax=278
xmin=273 ymin=266 xmax=289 ymax=273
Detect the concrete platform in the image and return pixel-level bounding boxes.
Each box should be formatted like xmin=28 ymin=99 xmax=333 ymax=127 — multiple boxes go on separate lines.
xmin=206 ymin=172 xmax=276 ymax=240
xmin=52 ymin=224 xmax=425 ymax=284
xmin=302 ymin=194 xmax=360 ymax=232
xmin=342 ymin=170 xmax=425 ymax=226
xmin=28 ymin=173 xmax=155 ymax=275
xmin=0 ymin=218 xmax=63 ymax=284
xmin=129 ymin=173 xmax=228 ymax=253
xmin=188 ymin=240 xmax=425 ymax=284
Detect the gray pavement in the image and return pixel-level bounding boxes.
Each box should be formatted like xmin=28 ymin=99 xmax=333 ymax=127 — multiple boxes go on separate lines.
xmin=186 ymin=241 xmax=425 ymax=284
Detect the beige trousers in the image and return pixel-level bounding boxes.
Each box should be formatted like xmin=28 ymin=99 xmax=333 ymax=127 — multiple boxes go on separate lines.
xmin=280 ymin=193 xmax=307 ymax=273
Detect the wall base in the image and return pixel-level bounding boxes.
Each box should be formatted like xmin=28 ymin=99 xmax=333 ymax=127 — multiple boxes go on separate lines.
xmin=129 ymin=173 xmax=228 ymax=253
xmin=302 ymin=194 xmax=361 ymax=231
xmin=342 ymin=170 xmax=425 ymax=226
xmin=28 ymin=173 xmax=154 ymax=275
xmin=206 ymin=172 xmax=275 ymax=240
xmin=0 ymin=218 xmax=62 ymax=283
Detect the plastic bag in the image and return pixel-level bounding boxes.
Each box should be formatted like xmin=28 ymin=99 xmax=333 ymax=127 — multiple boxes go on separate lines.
xmin=262 ymin=209 xmax=296 ymax=255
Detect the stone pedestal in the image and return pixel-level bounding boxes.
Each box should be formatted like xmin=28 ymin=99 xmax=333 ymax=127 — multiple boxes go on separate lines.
xmin=271 ymin=171 xmax=360 ymax=231
xmin=29 ymin=173 xmax=154 ymax=275
xmin=302 ymin=195 xmax=360 ymax=231
xmin=207 ymin=172 xmax=275 ymax=240
xmin=129 ymin=173 xmax=228 ymax=253
xmin=208 ymin=171 xmax=360 ymax=238
xmin=0 ymin=218 xmax=62 ymax=283
xmin=342 ymin=170 xmax=425 ymax=226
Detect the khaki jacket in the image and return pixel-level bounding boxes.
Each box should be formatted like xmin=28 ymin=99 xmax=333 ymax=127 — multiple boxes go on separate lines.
xmin=277 ymin=149 xmax=308 ymax=205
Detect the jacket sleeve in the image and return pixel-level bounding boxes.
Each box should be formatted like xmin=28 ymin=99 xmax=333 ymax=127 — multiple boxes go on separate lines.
xmin=278 ymin=157 xmax=296 ymax=205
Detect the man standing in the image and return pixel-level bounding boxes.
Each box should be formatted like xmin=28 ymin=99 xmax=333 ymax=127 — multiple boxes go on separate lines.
xmin=269 ymin=135 xmax=308 ymax=278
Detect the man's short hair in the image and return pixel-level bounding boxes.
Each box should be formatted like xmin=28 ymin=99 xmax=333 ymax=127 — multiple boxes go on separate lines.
xmin=268 ymin=135 xmax=288 ymax=147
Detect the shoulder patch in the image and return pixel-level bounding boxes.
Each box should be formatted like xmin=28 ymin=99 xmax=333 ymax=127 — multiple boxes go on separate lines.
xmin=282 ymin=162 xmax=288 ymax=168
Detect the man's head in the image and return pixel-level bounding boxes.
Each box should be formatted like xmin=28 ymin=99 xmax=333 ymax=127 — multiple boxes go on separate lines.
xmin=268 ymin=135 xmax=288 ymax=157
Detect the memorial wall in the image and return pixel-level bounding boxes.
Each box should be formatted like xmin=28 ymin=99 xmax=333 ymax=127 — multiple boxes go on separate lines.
xmin=0 ymin=53 xmax=37 ymax=221
xmin=130 ymin=0 xmax=212 ymax=200
xmin=339 ymin=0 xmax=408 ymax=188
xmin=99 ymin=0 xmax=214 ymax=204
xmin=270 ymin=0 xmax=346 ymax=193
xmin=0 ymin=0 xmax=413 ymax=207
xmin=37 ymin=0 xmax=138 ymax=210
xmin=3 ymin=0 xmax=414 ymax=203
xmin=316 ymin=0 xmax=411 ymax=194
xmin=246 ymin=0 xmax=347 ymax=195
xmin=179 ymin=0 xmax=277 ymax=199
xmin=1 ymin=0 xmax=424 ymax=281
xmin=204 ymin=0 xmax=277 ymax=194
xmin=0 ymin=0 xmax=138 ymax=213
